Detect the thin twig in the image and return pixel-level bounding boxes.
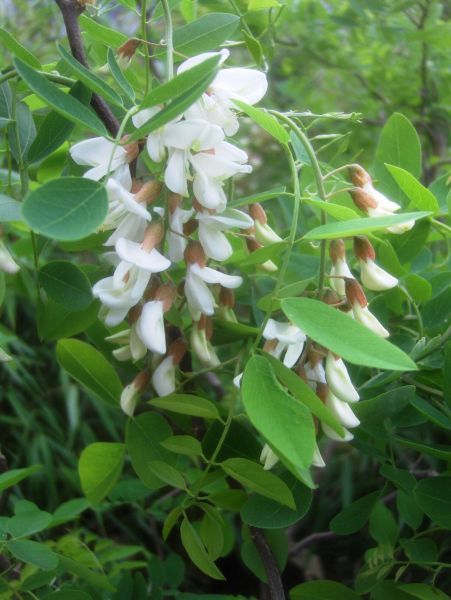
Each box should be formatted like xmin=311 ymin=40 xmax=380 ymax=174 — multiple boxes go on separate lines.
xmin=54 ymin=0 xmax=120 ymax=136
xmin=250 ymin=527 xmax=285 ymax=600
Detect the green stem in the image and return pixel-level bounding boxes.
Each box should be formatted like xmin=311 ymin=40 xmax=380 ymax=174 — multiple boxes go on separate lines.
xmin=270 ymin=111 xmax=328 ymax=296
xmin=0 ymin=70 xmax=17 ymax=85
xmin=0 ymin=69 xmax=75 ymax=87
xmin=398 ymin=285 xmax=424 ymax=338
xmin=141 ymin=0 xmax=151 ymax=94
xmin=251 ymin=146 xmax=302 ymax=352
xmin=160 ymin=0 xmax=174 ymax=80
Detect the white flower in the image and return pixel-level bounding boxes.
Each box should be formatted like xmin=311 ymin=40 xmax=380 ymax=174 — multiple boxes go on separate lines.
xmin=70 ymin=137 xmax=136 ymax=184
xmin=190 ymin=322 xmax=220 ymax=367
xmin=103 ymin=177 xmax=151 ymax=246
xmin=312 ymin=444 xmax=326 ymax=468
xmin=322 ymin=422 xmax=354 ymax=442
xmin=185 ymin=263 xmax=242 ymax=320
xmin=152 ymin=356 xmax=175 ymax=396
xmin=0 ymin=240 xmax=19 ymax=274
xmin=249 ymin=203 xmax=282 ymax=246
xmin=178 ymin=50 xmax=268 ymax=135
xmin=260 ymin=444 xmax=279 ymax=471
xmin=136 ymin=300 xmax=166 ymax=355
xmin=132 ymin=107 xmax=167 ymax=163
xmin=326 ymin=389 xmax=360 ymax=429
xmin=120 ymin=383 xmax=139 ymax=416
xmin=360 ymin=259 xmax=398 ymax=291
xmin=329 ymin=239 xmax=354 ymax=297
xmin=233 ymin=373 xmax=243 ymax=388
xmin=168 ymin=201 xmax=194 ymax=263
xmin=263 ymin=319 xmax=306 ymax=368
xmin=303 ymin=360 xmax=326 ymax=389
xmin=352 ymin=302 xmax=390 ymax=338
xmin=115 ymin=237 xmax=171 ymax=274
xmin=106 ymin=326 xmax=147 ymax=362
xmin=196 ymin=206 xmax=253 ymax=261
xmin=325 ymin=353 xmax=359 ymax=403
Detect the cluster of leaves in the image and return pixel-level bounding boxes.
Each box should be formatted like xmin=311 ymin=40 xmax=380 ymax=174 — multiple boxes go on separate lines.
xmin=0 ymin=0 xmax=450 ymax=598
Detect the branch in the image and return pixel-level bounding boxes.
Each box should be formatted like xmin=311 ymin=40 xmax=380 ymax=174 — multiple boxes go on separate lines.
xmin=250 ymin=527 xmax=285 ymax=600
xmin=54 ymin=0 xmax=120 ymax=136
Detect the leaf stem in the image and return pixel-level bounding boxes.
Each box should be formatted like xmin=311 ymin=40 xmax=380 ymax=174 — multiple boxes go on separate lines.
xmin=160 ymin=0 xmax=174 ymax=80
xmin=141 ymin=0 xmax=151 ymax=94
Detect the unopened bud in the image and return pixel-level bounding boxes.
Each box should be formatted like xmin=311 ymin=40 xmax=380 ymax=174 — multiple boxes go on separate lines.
xmin=184 ymin=241 xmax=206 ymax=267
xmin=345 ymin=278 xmax=367 ymax=308
xmin=154 ymin=282 xmax=176 ymax=312
xmin=168 ymin=338 xmax=187 ymax=365
xmin=142 ymin=221 xmax=165 ymax=251
xmin=353 ymin=236 xmax=376 ymax=262
xmin=117 ymin=38 xmax=141 ymax=69
xmin=219 ymin=287 xmax=235 ymax=309
xmin=329 ymin=239 xmax=346 ymax=264
xmin=249 ymin=203 xmax=267 ymax=225
xmin=135 ymin=180 xmax=162 ymax=204
xmin=350 ymin=188 xmax=378 ymax=212
xmin=168 ymin=193 xmax=182 ymax=214
xmin=183 ymin=219 xmax=198 ymax=236
xmin=349 ymin=165 xmax=372 ymax=187
xmin=0 ymin=240 xmax=20 ymax=274
xmin=121 ymin=135 xmax=139 ymax=163
xmin=120 ymin=370 xmax=150 ymax=416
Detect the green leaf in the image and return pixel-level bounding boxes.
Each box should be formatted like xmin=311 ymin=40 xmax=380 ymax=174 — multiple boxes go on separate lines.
xmin=303 ymin=212 xmax=430 ymax=239
xmin=240 ymin=241 xmax=287 ymax=267
xmin=13 ymin=58 xmax=107 ymax=136
xmin=37 ymin=299 xmax=98 ymax=341
xmin=289 ymin=580 xmax=362 ymax=600
xmin=57 ymin=44 xmax=123 ymax=108
xmin=39 ymin=261 xmax=92 ymax=311
xmin=386 ymin=164 xmax=439 ymax=214
xmin=180 ymin=516 xmax=225 ymax=580
xmin=242 ymin=356 xmax=316 ymax=469
xmin=148 ymin=461 xmax=186 ymax=490
xmin=163 ymin=506 xmax=184 ymax=541
xmin=7 ymin=509 xmax=53 ymax=538
xmin=160 ymin=435 xmax=202 ymax=456
xmin=304 ymin=197 xmax=360 ymax=221
xmin=28 ymin=82 xmax=91 ymax=164
xmin=410 ymin=396 xmax=451 ymax=431
xmin=171 ymin=14 xmax=240 ymax=58
xmin=281 ymin=298 xmax=417 ymax=371
xmin=374 ymin=113 xmax=422 ymax=204
xmin=263 ymin=352 xmax=345 ymax=437
xmin=50 ymin=498 xmax=90 ymax=527
xmin=0 ymin=466 xmax=41 ymax=493
xmin=234 ymin=100 xmax=289 ymax=145
xmin=330 ymin=491 xmax=380 ymax=535
xmin=0 ymin=28 xmax=41 ymax=68
xmin=78 ymin=442 xmax=125 ymax=504
xmin=57 ymin=555 xmax=114 ymax=591
xmin=241 ymin=472 xmax=312 ymax=529
xmin=248 ymin=0 xmax=282 ymax=10
xmin=7 ymin=540 xmax=58 ymax=571
xmin=126 ymin=413 xmax=176 ymax=489
xmin=8 ymin=102 xmax=36 ymax=162
xmin=414 ymin=477 xmax=451 ymax=528
xmin=0 ymin=194 xmax=22 ymax=221
xmin=199 ymin=504 xmax=224 ymax=560
xmin=221 ymin=458 xmax=296 ymax=509
xmin=369 ymin=502 xmax=398 ymax=547
xmin=129 ymin=70 xmax=218 ymax=142
xmin=149 ymin=394 xmax=219 ymax=419
xmin=405 ymin=274 xmax=432 ymax=304
xmin=140 ymin=54 xmax=220 ymax=109
xmin=22 ymin=177 xmax=108 ymax=241
xmin=107 ymin=48 xmax=134 ymax=102
xmin=80 ymin=15 xmax=128 ymax=47
xmin=394 ymin=437 xmax=451 ymax=461
xmin=56 ymin=339 xmax=123 ymax=405
xmin=398 ymin=583 xmax=450 ymax=600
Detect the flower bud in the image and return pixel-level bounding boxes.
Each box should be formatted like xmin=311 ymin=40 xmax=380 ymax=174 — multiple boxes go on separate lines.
xmin=349 ymin=164 xmax=372 ymax=187
xmin=117 ymin=38 xmax=141 ymax=70
xmin=352 ymin=302 xmax=390 ymax=338
xmin=325 ymin=352 xmax=359 ymax=403
xmin=354 ymin=237 xmax=398 ymax=291
xmin=151 ymin=339 xmax=187 ymax=397
xmin=218 ymin=287 xmax=238 ymax=323
xmin=329 ymin=240 xmax=353 ymax=297
xmin=184 ymin=240 xmax=207 ymax=267
xmin=249 ymin=203 xmax=282 ymax=246
xmin=190 ymin=317 xmax=220 ymax=367
xmin=0 ymin=240 xmax=19 ymax=274
xmin=322 ymin=422 xmax=354 ymax=442
xmin=120 ymin=370 xmax=150 ymax=416
xmin=260 ymin=444 xmax=279 ymax=471
xmin=312 ymin=443 xmax=326 ymax=468
xmin=135 ymin=180 xmax=162 ymax=205
xmin=326 ymin=389 xmax=360 ymax=429
xmin=246 ymin=237 xmax=278 ymax=272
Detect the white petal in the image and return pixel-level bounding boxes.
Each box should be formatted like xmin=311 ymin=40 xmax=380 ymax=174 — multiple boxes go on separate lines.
xmin=199 ymin=208 xmax=253 ymax=230
xmin=360 ymin=259 xmax=398 ymax=291
xmin=254 ymin=220 xmax=283 ymax=246
xmin=115 ymin=238 xmax=171 ymax=272
xmin=103 ymin=305 xmax=130 ymax=327
xmin=325 ymin=353 xmax=360 ymax=403
xmin=136 ymin=300 xmax=166 ymax=354
xmin=322 ymin=423 xmax=354 ymax=442
xmin=233 ymin=373 xmax=243 ymax=389
xmin=312 ymin=444 xmax=326 ymax=468
xmin=326 ymin=390 xmax=360 ymax=429
xmin=193 ymin=170 xmax=227 ymax=210
xmin=105 ymin=213 xmax=147 ymax=246
xmin=213 ymin=68 xmax=268 ymax=106
xmin=152 ymin=356 xmax=175 ymax=397
xmin=0 ymin=241 xmax=19 ymax=274
xmin=260 ymin=444 xmax=279 ymax=470
xmin=190 ymin=263 xmax=242 ymax=288
xmin=330 ymin=258 xmax=354 ymax=297
xmin=177 ymin=49 xmax=229 ymax=74
xmin=120 ymin=383 xmax=139 ymax=416
xmin=132 ymin=107 xmax=160 ymax=128
xmin=304 ymin=361 xmax=326 ymax=386
xmin=185 ymin=270 xmax=215 ymax=318
xmin=164 ymin=148 xmax=189 ymax=196
xmin=283 ymin=339 xmax=305 ymax=369
xmin=263 ymin=319 xmax=304 ymax=345
xmin=198 ymin=222 xmax=232 ymax=261
xmin=353 ymin=303 xmax=390 ymax=338
xmin=162 ymin=119 xmax=224 ymax=151
xmin=129 ymin=328 xmax=148 ymax=361
xmin=70 ymin=137 xmax=125 ymax=167
xmin=363 ymin=183 xmax=400 ymax=212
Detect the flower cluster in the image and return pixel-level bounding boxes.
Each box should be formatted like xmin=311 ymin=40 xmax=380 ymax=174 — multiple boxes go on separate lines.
xmin=69 ymin=50 xmax=268 ymax=413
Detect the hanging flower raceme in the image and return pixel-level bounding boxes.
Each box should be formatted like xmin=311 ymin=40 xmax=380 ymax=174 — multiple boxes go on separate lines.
xmin=184 ymin=241 xmax=242 ymax=321
xmin=345 ymin=278 xmax=390 ymax=338
xmin=70 ymin=135 xmax=138 ymax=185
xmin=262 ymin=319 xmax=306 ymax=368
xmin=177 ymin=49 xmax=268 ymax=136
xmin=353 ymin=236 xmax=398 ymax=291
xmin=194 ymin=199 xmax=253 ymax=262
xmin=329 ymin=239 xmax=354 ymax=297
xmin=249 ymin=203 xmax=283 ymax=246
xmin=349 ymin=165 xmax=414 ymax=234
xmin=152 ymin=339 xmax=187 ymax=397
